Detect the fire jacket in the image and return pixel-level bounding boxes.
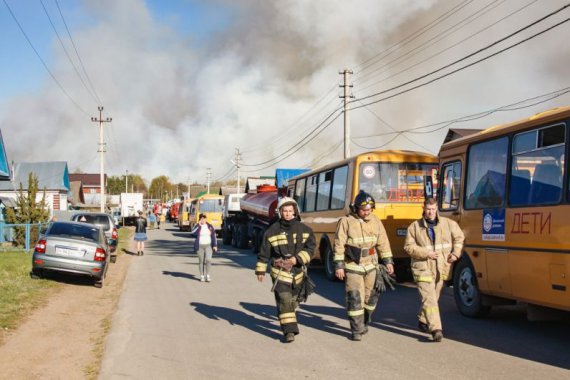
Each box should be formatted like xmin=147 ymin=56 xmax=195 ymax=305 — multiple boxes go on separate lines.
xmin=404 ymin=216 xmax=465 ymax=282
xmin=255 ymin=219 xmax=316 ymax=284
xmin=333 ymin=213 xmax=393 ymax=274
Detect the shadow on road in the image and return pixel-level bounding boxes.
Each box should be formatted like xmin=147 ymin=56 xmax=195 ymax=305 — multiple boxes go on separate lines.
xmin=190 ymin=302 xmax=282 ymax=341
xmin=162 ymin=271 xmax=200 ymax=281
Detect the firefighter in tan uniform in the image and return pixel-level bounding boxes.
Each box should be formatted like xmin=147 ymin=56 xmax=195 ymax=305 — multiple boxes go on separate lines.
xmin=404 ymin=197 xmax=464 ymax=342
xmin=256 ymin=197 xmax=316 ymax=343
xmin=334 ymin=191 xmax=394 ymax=341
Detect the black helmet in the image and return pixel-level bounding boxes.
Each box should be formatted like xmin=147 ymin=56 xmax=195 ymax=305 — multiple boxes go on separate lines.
xmin=350 ymin=190 xmax=375 ymax=213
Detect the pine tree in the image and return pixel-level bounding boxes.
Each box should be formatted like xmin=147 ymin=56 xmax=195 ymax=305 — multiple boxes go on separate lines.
xmin=5 ymin=172 xmax=50 ymax=247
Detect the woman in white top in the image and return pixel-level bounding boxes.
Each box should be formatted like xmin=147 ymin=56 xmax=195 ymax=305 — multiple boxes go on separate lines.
xmin=191 ymin=214 xmax=218 ymax=282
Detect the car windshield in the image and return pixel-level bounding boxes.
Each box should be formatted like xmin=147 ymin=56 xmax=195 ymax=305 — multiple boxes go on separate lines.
xmin=74 ymin=214 xmax=111 ymax=229
xmin=48 ymin=223 xmax=101 ymax=243
xmin=199 ymin=199 xmax=224 ymax=212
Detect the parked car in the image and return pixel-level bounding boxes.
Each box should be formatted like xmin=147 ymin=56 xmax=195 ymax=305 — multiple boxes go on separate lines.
xmin=31 ymin=221 xmax=109 ymax=288
xmin=71 ymin=212 xmax=118 ymax=262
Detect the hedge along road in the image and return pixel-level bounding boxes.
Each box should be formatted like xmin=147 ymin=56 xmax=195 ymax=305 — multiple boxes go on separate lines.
xmin=99 ymin=223 xmax=569 ymax=379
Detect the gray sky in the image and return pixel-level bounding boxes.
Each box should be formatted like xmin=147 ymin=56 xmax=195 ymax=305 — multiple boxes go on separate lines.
xmin=1 ymin=0 xmax=569 ymax=184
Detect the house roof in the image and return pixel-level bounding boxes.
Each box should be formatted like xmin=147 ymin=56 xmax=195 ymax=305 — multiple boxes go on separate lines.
xmin=69 ymin=173 xmax=107 ymax=187
xmin=443 ymin=128 xmax=482 ymax=144
xmin=218 ymin=186 xmax=245 ymax=195
xmin=10 ymin=161 xmax=70 ymax=191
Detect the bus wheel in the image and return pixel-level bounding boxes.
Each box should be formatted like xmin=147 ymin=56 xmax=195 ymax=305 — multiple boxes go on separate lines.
xmin=322 ymin=243 xmax=338 ymax=282
xmin=453 ymin=258 xmax=490 ymax=318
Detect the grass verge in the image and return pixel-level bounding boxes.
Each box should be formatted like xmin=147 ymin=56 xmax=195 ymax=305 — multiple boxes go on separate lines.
xmin=0 ymin=250 xmax=61 ymax=342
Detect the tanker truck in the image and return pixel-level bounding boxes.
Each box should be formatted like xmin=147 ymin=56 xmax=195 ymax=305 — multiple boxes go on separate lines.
xmin=222 ymin=169 xmax=309 ymax=253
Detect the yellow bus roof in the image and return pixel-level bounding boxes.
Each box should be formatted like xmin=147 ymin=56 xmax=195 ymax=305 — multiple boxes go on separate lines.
xmin=440 ymin=105 xmax=570 ymax=155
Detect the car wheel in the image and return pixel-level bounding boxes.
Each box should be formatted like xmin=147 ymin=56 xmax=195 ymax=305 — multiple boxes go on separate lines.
xmin=94 ymin=279 xmax=104 ymax=288
xmin=222 ymin=224 xmax=232 ymax=245
xmin=453 ymin=258 xmax=490 ymax=318
xmin=30 ymin=269 xmax=42 ymax=279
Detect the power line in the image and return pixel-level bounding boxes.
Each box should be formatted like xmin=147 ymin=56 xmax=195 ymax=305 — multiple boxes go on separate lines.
xmin=241 ymin=84 xmax=339 ymax=157
xmin=357 ymin=100 xmax=433 ymax=152
xmin=350 ymin=6 xmax=570 ymax=110
xmin=39 ymin=0 xmax=99 ymax=105
xmin=357 ymin=0 xmax=538 ymax=93
xmin=352 ymin=85 xmax=570 ymax=143
xmin=240 ymin=103 xmax=344 ymax=168
xmin=354 ymin=0 xmax=475 ymax=75
xmin=54 ymin=0 xmax=103 ymax=106
xmin=2 ymin=0 xmax=89 ymax=115
xmin=241 ymin=110 xmax=344 ymax=173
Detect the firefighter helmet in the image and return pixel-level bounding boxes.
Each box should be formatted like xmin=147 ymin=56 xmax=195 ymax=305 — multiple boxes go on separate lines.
xmin=350 ymin=190 xmax=375 ymax=213
xmin=277 ymin=197 xmax=299 ymax=218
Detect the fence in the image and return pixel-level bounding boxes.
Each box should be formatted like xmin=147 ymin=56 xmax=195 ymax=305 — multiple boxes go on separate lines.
xmin=0 ymin=222 xmax=50 ymax=251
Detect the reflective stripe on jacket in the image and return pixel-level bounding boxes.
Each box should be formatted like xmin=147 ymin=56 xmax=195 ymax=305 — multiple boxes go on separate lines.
xmin=333 ymin=213 xmax=392 ymax=269
xmin=404 ymin=216 xmax=464 ymax=282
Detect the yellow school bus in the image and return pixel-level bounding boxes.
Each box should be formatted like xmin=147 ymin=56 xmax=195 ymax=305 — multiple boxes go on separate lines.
xmin=287 ymin=150 xmax=438 ymax=280
xmin=188 ymin=194 xmax=225 ymax=235
xmin=178 ymin=198 xmax=194 ymax=231
xmin=438 ymin=106 xmax=570 ymax=317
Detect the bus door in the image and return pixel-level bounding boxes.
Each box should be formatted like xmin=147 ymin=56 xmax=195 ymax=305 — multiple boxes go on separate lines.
xmin=438 ymin=160 xmax=463 ymax=225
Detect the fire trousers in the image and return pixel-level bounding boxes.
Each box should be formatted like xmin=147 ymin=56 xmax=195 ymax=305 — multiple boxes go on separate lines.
xmin=416 ymin=277 xmax=444 ymax=332
xmin=345 ymin=269 xmax=378 ymax=334
xmin=273 ymin=278 xmax=301 ymax=335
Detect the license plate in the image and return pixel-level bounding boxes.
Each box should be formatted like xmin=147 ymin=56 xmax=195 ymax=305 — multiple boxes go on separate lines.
xmin=396 ymin=228 xmax=407 ymax=237
xmin=55 ymin=247 xmax=85 ymax=257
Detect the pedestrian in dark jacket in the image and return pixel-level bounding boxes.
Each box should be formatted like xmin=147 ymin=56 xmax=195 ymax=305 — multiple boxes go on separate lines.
xmin=191 ymin=214 xmax=218 ymax=282
xmin=134 ymin=210 xmax=148 ymax=256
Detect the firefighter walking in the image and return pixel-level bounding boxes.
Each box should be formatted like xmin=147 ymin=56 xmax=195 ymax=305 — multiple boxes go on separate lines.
xmin=334 ymin=191 xmax=394 ymax=341
xmin=404 ymin=197 xmax=464 ymax=342
xmin=255 ymin=197 xmax=316 ymax=343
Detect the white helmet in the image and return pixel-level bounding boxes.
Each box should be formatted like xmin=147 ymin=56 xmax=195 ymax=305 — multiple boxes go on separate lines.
xmin=277 ymin=197 xmax=300 ymax=219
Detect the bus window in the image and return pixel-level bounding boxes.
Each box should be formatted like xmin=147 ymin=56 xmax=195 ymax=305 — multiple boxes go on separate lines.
xmin=359 ymin=162 xmax=437 ymax=203
xmin=465 ymin=137 xmax=508 ymax=209
xmin=440 ymin=161 xmax=462 ymax=210
xmin=294 ymin=178 xmax=306 ymax=211
xmin=316 ymin=171 xmax=332 ymax=211
xmin=510 ymin=124 xmax=565 ymax=206
xmin=331 ymin=165 xmax=348 ymax=209
xmin=305 ymin=175 xmax=318 ymax=212
xmin=199 ymin=199 xmax=224 ymax=212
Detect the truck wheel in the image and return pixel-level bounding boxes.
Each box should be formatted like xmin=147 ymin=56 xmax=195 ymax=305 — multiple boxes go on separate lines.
xmin=237 ymin=224 xmax=249 ymax=249
xmin=322 ymin=242 xmax=338 ymax=282
xmin=222 ymin=225 xmax=232 ymax=245
xmin=453 ymin=258 xmax=490 ymax=318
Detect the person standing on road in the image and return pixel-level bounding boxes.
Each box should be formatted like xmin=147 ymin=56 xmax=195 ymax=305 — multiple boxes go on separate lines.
xmin=404 ymin=197 xmax=465 ymax=342
xmin=333 ymin=191 xmax=394 ymax=341
xmin=191 ymin=214 xmax=218 ymax=282
xmin=134 ymin=210 xmax=148 ymax=256
xmin=255 ymin=197 xmax=316 ymax=343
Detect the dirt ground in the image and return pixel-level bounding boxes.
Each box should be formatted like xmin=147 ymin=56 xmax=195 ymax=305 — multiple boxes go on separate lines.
xmin=0 ymin=245 xmax=134 ymax=379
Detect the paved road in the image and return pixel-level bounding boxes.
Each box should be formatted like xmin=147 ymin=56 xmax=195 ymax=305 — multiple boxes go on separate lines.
xmin=99 ymin=223 xmax=570 ymax=379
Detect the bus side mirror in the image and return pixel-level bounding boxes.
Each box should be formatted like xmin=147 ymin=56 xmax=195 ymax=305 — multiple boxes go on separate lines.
xmin=424 ymin=176 xmax=434 ymax=199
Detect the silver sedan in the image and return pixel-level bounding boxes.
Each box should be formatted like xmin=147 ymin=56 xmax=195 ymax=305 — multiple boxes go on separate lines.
xmin=31 ymin=221 xmax=110 ymax=288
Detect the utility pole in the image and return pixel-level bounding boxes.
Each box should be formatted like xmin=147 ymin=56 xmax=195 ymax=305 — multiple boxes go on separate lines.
xmin=125 ymin=170 xmax=128 ymax=194
xmin=206 ymin=168 xmax=212 ymax=194
xmin=339 ymin=69 xmax=354 ymax=159
xmin=91 ymin=106 xmax=112 ymax=212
